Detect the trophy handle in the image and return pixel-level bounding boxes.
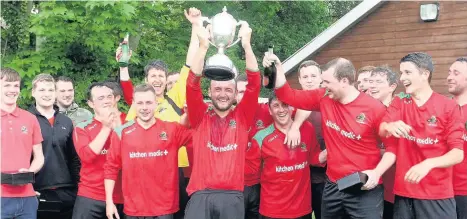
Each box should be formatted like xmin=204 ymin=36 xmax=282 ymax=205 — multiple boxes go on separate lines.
xmin=199 ymin=17 xmax=218 ymax=49
xmin=226 ymin=20 xmax=248 ymax=49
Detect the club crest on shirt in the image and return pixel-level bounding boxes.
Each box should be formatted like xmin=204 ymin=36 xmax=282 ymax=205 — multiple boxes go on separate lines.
xmin=160 ymin=131 xmax=168 ymax=140
xmin=256 ymin=120 xmax=264 ymax=129
xmin=229 ymin=119 xmax=237 ymax=128
xmin=427 ymin=116 xmax=437 ymax=127
xmin=21 ymin=126 xmax=28 ymax=134
xmin=300 ymin=142 xmax=307 ymax=152
xmin=356 ymin=113 xmax=366 ymax=124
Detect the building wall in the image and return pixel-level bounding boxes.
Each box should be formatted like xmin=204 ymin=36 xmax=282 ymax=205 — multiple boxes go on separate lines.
xmin=286 ymin=1 xmax=467 ymax=95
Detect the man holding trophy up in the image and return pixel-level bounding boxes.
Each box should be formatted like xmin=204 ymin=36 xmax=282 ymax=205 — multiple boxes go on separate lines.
xmin=184 ymin=7 xmax=261 ymax=219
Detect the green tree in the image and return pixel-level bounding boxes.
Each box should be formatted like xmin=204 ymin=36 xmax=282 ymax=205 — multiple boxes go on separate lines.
xmin=1 ymin=1 xmax=354 ymax=110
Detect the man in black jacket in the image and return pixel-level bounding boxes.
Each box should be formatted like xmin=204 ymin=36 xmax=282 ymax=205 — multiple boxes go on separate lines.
xmin=29 ymin=73 xmax=80 ymax=219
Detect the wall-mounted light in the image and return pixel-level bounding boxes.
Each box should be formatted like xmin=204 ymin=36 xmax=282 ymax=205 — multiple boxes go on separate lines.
xmin=420 ymin=3 xmax=439 ymax=22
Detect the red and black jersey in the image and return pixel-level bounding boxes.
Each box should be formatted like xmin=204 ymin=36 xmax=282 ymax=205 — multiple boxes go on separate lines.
xmin=275 ymin=84 xmax=386 ymax=183
xmin=245 ymin=103 xmax=272 ymax=186
xmin=104 ymin=119 xmax=192 ymax=216
xmin=185 ymin=69 xmax=261 ymax=195
xmin=73 ymin=119 xmax=123 ymax=203
xmin=383 ymin=92 xmax=464 ymax=199
xmin=256 ymin=122 xmax=322 ymax=218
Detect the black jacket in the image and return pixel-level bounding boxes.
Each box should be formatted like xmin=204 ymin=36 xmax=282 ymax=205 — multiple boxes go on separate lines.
xmin=29 ymin=105 xmax=80 ymax=190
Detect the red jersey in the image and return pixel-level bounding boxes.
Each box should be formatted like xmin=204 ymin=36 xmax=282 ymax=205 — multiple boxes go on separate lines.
xmin=275 ymin=84 xmax=386 ymax=182
xmin=454 ymin=104 xmax=467 ymax=196
xmin=186 ymin=70 xmax=260 ymax=195
xmin=73 ymin=119 xmax=123 ymax=203
xmin=1 ymin=107 xmax=43 ymax=197
xmin=383 ymin=92 xmax=464 ymax=199
xmin=119 ymin=112 xmax=127 ymax=124
xmin=256 ymin=122 xmax=322 ymax=218
xmin=245 ymin=103 xmax=272 ymax=186
xmin=104 ymin=119 xmax=192 ymax=216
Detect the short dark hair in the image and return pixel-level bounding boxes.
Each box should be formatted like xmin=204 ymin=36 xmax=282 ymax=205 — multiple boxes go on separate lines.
xmin=456 ymin=57 xmax=467 ymax=63
xmin=103 ymin=81 xmax=123 ymax=97
xmin=144 ymin=60 xmax=168 ymax=78
xmin=371 ymin=65 xmax=398 ymax=87
xmin=268 ymin=94 xmax=278 ymax=106
xmin=0 ymin=68 xmax=21 ymax=82
xmin=86 ymin=82 xmax=113 ymax=101
xmin=133 ymin=83 xmax=156 ymax=95
xmin=56 ymin=76 xmax=73 ymax=85
xmin=322 ymin=58 xmax=356 ymax=84
xmin=298 ymin=60 xmax=321 ymax=76
xmin=400 ymin=52 xmax=434 ymax=82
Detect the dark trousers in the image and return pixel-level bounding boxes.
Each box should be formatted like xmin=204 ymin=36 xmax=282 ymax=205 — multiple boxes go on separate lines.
xmin=456 ymin=195 xmax=467 ymax=219
xmin=184 ymin=190 xmax=244 ymax=219
xmin=260 ymin=213 xmax=312 ymax=219
xmin=321 ymin=179 xmax=384 ymax=219
xmin=383 ymin=201 xmax=393 ymax=219
xmin=312 ymin=183 xmax=325 ymax=219
xmin=1 ymin=196 xmax=38 ymax=219
xmin=174 ymin=168 xmax=189 ymax=219
xmin=244 ymin=184 xmax=260 ymax=219
xmin=72 ymin=196 xmax=124 ymax=219
xmin=394 ymin=195 xmax=457 ymax=219
xmin=37 ymin=187 xmax=77 ymax=219
xmin=126 ymin=214 xmax=173 ymax=219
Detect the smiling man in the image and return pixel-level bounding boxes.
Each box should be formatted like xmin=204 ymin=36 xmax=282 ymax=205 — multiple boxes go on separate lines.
xmin=28 ymin=73 xmax=80 ymax=219
xmin=375 ymin=52 xmax=464 ymax=219
xmin=447 ymin=57 xmax=467 ymax=219
xmin=271 ymin=55 xmax=386 ymax=219
xmin=1 ymin=68 xmax=44 ymax=219
xmin=368 ymin=66 xmax=398 ymax=219
xmin=56 ymin=76 xmax=93 ymax=125
xmin=356 ymin=66 xmax=375 ymax=94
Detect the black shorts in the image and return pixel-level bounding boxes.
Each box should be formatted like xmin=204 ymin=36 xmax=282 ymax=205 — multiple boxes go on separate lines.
xmin=174 ymin=168 xmax=189 ymax=219
xmin=393 ymin=195 xmax=456 ymax=219
xmin=126 ymin=214 xmax=173 ymax=219
xmin=244 ymin=184 xmax=260 ymax=219
xmin=260 ymin=213 xmax=311 ymax=219
xmin=456 ymin=195 xmax=467 ymax=219
xmin=321 ymin=179 xmax=384 ymax=219
xmin=37 ymin=187 xmax=77 ymax=219
xmin=71 ymin=196 xmax=124 ymax=219
xmin=184 ymin=190 xmax=244 ymax=219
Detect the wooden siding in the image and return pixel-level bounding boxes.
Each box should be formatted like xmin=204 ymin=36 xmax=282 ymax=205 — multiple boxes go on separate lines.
xmin=286 ymin=1 xmax=467 ymax=95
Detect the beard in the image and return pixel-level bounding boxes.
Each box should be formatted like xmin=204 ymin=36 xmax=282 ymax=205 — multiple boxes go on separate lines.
xmin=211 ymin=99 xmax=234 ymax=112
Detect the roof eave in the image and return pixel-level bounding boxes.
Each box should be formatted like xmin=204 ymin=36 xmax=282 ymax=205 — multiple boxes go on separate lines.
xmin=283 ymin=0 xmax=386 ymax=75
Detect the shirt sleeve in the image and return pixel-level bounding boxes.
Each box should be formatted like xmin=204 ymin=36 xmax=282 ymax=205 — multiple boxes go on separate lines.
xmin=245 ymin=139 xmax=262 ymax=177
xmin=445 ymin=103 xmax=464 ymax=150
xmin=275 ymin=83 xmax=325 ymax=111
xmin=235 ymin=70 xmax=261 ymax=126
xmin=73 ymin=126 xmax=100 ymax=163
xmin=68 ymin=128 xmax=81 ymax=183
xmin=186 ymin=70 xmax=208 ymax=129
xmin=382 ymin=136 xmax=399 ymax=156
xmin=167 ymin=65 xmax=190 ymax=108
xmin=104 ymin=131 xmax=123 ymax=181
xmin=120 ymin=80 xmax=134 ymax=106
xmin=175 ymin=123 xmax=193 ymax=147
xmin=32 ymin=117 xmax=43 ymax=145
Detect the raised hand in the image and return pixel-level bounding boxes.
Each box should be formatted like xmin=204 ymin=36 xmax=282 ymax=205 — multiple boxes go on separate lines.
xmin=238 ymin=22 xmax=252 ymax=48
xmin=115 ymin=35 xmax=132 ymax=63
xmin=184 ymin=7 xmax=202 ymax=26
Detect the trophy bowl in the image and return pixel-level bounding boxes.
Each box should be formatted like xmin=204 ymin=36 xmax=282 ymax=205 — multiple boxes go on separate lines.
xmin=201 ymin=6 xmax=246 ymax=81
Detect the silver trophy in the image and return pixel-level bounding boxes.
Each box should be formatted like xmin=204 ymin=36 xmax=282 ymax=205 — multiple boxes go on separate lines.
xmin=201 ymin=6 xmax=247 ymax=81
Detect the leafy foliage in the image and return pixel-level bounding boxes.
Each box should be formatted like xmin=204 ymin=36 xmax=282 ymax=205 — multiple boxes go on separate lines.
xmin=1 ymin=1 xmax=357 ymax=110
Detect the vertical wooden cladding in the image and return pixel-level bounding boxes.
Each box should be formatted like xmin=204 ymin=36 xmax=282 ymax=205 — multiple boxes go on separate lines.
xmin=287 ymin=1 xmax=467 ymax=95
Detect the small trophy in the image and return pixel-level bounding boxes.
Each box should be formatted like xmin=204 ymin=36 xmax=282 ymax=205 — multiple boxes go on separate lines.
xmin=201 ymin=7 xmax=248 ymax=81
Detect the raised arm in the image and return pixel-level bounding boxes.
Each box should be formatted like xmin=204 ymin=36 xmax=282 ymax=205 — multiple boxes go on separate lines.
xmin=116 ymin=35 xmax=134 ymax=106
xmin=235 ymin=23 xmax=260 ymax=125
xmin=186 ymin=25 xmax=209 ymax=128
